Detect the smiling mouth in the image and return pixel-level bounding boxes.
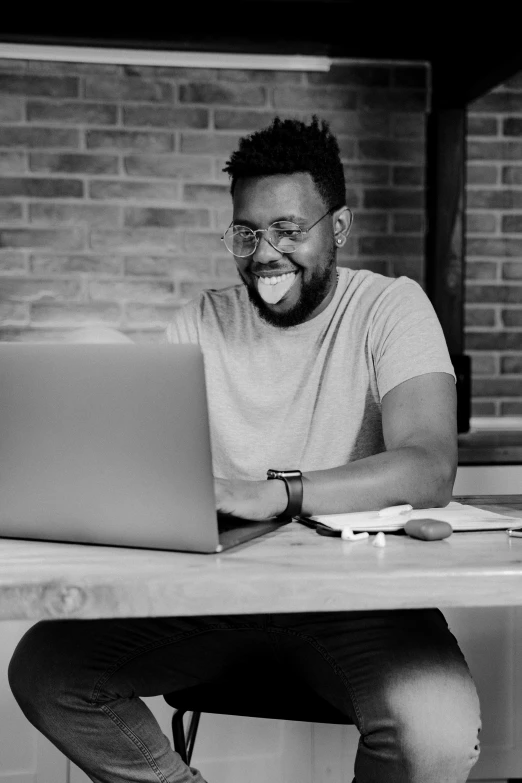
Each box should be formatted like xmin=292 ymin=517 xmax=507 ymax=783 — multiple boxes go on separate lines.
xmin=255 ymin=271 xmax=297 ymax=286
xmin=254 ymin=270 xmax=299 ymax=304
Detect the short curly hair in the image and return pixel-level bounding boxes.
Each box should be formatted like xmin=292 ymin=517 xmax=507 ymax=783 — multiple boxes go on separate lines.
xmin=223 ymin=115 xmax=346 ymax=210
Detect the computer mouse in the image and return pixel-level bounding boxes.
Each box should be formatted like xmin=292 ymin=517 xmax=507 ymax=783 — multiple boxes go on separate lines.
xmin=404 ymin=518 xmax=453 ymax=541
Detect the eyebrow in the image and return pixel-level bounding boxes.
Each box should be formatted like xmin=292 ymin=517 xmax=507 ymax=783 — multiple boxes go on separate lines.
xmin=233 ymin=214 xmax=308 ymax=227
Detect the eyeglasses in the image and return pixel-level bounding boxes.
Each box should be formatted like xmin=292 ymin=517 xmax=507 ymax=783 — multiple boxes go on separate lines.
xmin=221 ymin=207 xmax=336 ymax=258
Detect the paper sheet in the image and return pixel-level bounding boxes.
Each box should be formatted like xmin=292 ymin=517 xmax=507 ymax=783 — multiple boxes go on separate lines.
xmin=310 ymin=501 xmax=522 ymax=532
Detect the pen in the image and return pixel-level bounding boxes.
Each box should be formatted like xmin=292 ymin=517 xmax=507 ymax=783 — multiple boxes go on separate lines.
xmin=378 ymin=504 xmax=413 ymax=517
xmin=507 ymin=529 xmax=522 ymax=538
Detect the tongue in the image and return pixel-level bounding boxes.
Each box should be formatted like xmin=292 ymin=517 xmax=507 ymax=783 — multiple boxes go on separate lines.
xmin=257 ymin=274 xmax=297 ymax=304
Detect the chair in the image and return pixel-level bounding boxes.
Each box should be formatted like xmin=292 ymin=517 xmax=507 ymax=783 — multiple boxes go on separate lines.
xmin=163 ymin=668 xmax=354 ymax=765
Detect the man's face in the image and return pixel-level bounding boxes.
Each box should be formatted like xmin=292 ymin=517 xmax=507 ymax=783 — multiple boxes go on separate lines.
xmin=232 ymin=173 xmax=338 ymax=328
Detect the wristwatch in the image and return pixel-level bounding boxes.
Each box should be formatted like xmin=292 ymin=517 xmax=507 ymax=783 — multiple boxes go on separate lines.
xmin=267 ymin=468 xmax=303 ymax=519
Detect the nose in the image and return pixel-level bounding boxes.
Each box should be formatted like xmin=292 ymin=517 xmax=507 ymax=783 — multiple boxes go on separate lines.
xmin=251 ymin=232 xmax=283 ymax=264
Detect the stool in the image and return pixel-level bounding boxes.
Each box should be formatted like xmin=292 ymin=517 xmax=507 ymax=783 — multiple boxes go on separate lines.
xmin=163 ymin=670 xmax=354 ymax=765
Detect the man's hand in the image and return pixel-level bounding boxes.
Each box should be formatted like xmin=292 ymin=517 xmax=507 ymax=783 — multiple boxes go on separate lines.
xmin=214 ymin=478 xmax=288 ymax=520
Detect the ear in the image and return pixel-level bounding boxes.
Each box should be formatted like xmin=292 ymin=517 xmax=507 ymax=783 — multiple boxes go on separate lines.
xmin=332 ymin=207 xmax=353 ymax=248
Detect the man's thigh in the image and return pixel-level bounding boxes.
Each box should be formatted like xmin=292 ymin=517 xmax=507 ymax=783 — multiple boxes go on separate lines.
xmin=267 ymin=609 xmax=477 ymax=729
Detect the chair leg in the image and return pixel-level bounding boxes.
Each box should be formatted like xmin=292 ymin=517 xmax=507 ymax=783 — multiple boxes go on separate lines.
xmin=171 ymin=708 xmax=188 ymax=764
xmin=171 ymin=709 xmax=202 ymax=766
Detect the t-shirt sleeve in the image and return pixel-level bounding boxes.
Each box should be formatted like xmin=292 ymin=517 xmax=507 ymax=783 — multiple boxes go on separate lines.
xmin=369 ymin=276 xmax=456 ymax=401
xmin=162 ymin=298 xmax=200 ymax=345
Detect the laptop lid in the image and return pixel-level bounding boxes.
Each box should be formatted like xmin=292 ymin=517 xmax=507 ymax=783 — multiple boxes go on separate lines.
xmin=0 ymin=343 xmax=226 ymax=553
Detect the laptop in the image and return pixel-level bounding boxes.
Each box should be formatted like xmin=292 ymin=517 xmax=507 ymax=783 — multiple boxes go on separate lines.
xmin=0 ymin=343 xmax=288 ymax=553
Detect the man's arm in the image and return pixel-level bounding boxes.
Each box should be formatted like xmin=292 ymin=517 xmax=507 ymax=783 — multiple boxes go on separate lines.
xmin=214 ymin=372 xmax=458 ymax=518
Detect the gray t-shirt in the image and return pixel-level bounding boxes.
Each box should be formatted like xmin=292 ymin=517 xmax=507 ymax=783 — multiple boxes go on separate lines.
xmin=164 ymin=267 xmax=455 ymax=481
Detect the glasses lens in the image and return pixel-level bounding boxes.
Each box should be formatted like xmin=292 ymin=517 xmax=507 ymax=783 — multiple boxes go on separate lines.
xmin=269 ymin=222 xmax=303 ymax=252
xmin=224 ymin=226 xmax=256 ymax=257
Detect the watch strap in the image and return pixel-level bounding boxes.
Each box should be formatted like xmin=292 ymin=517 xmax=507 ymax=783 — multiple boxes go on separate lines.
xmin=267 ymin=469 xmax=303 ymax=519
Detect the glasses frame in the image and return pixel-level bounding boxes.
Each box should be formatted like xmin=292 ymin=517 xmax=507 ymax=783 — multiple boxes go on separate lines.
xmin=221 ymin=206 xmax=339 ymax=257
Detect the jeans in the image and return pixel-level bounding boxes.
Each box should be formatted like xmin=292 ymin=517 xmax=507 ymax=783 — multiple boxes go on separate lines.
xmin=8 ymin=609 xmax=481 ymax=782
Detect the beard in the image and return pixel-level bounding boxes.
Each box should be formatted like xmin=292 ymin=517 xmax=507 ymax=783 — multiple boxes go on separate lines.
xmin=243 ymin=248 xmax=337 ymax=329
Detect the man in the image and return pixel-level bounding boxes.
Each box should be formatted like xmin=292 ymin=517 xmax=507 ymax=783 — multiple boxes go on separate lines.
xmin=9 ymin=117 xmax=480 ymax=782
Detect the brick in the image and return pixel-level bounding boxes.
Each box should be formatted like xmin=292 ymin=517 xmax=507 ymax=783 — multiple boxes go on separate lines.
xmin=466 ymin=214 xmax=497 ymax=234
xmin=0 ymin=151 xmax=26 ymax=175
xmin=31 ymin=254 xmax=123 ymax=275
xmin=502 ymin=215 xmax=522 ymax=233
xmin=309 ymin=64 xmax=390 ymax=87
xmin=353 ymin=213 xmax=389 ymax=233
xmin=180 ymin=82 xmax=265 ymax=106
xmin=466 ymin=261 xmax=498 ymax=280
xmin=502 ymin=262 xmax=522 ymax=280
xmin=359 ymin=139 xmax=423 ymax=164
xmin=473 ymin=378 xmax=522 ymax=397
xmin=0 ymin=202 xmax=23 ymax=222
xmin=29 ymin=203 xmax=120 ymax=228
xmin=0 ymin=228 xmax=84 ymax=251
xmin=0 ymin=59 xmax=27 ymax=72
xmin=0 ymin=301 xmax=29 ymax=324
xmin=89 ymin=180 xmax=181 ymax=201
xmin=124 ymin=155 xmax=212 ymax=179
xmin=467 ymin=284 xmax=522 ymax=304
xmin=363 ymin=189 xmax=423 ymax=209
xmin=31 ymin=302 xmax=121 ymax=325
xmin=0 ymin=95 xmax=23 ymax=122
xmin=465 ymin=307 xmax=496 ymax=327
xmin=467 ymin=190 xmax=522 ymax=209
xmin=0 ymin=75 xmax=79 ymax=98
xmin=503 ymin=166 xmax=522 ymax=185
xmin=393 ymin=166 xmax=423 ymax=186
xmin=0 ymin=127 xmax=80 ymax=148
xmin=466 ymin=165 xmax=498 ymax=185
xmin=393 ymin=213 xmax=424 ymax=233
xmin=391 ymin=113 xmax=425 ymax=139
xmin=83 ymin=76 xmax=173 ymax=102
xmin=90 ymin=229 xmax=183 ymax=253
xmin=218 ymin=69 xmax=302 ymax=84
xmin=467 ymin=116 xmax=498 ymax=136
xmin=88 ymin=279 xmax=175 ymax=303
xmin=179 ymin=133 xmax=241 ymax=154
xmin=86 ymin=130 xmax=173 ymax=153
xmin=128 ymin=67 xmax=219 ymax=81
xmin=183 ymin=184 xmax=230 ymax=207
xmin=359 ymin=236 xmax=422 ymax=256
xmin=26 ymin=61 xmax=123 ymax=77
xmin=503 ymin=118 xmax=522 ymax=136
xmin=273 ymin=86 xmax=357 ymax=111
xmin=358 ymin=90 xmax=426 ymax=112
xmin=502 ymin=309 xmax=522 ymax=327
xmin=29 ymin=153 xmax=119 ymax=175
xmin=27 ymin=101 xmax=117 ymax=125
xmin=501 ymin=356 xmax=522 ymax=373
xmin=0 ymin=252 xmax=27 ymax=273
xmin=0 ymin=277 xmax=81 ymax=301
xmin=344 ymin=164 xmax=389 ymax=185
xmin=122 ymin=106 xmax=208 ymax=129
xmin=466 ymin=332 xmax=522 ymax=352
xmin=124 ymin=303 xmax=180 ymax=326
xmin=501 ymin=401 xmax=522 ymax=415
xmin=467 ymin=238 xmax=522 ymax=257
xmin=472 ymin=92 xmax=522 ymax=112
xmin=471 ymin=401 xmax=497 ymax=416
xmin=125 ymin=256 xmax=213 ymax=278
xmin=468 ymin=140 xmax=522 ymax=161
xmin=182 ymin=232 xmax=223 ymax=254
xmin=124 ymin=207 xmax=209 ymax=228
xmin=469 ymin=353 xmax=497 ymax=375
xmin=0 ymin=178 xmax=83 ymax=198
xmin=212 ymin=109 xmax=283 ymax=131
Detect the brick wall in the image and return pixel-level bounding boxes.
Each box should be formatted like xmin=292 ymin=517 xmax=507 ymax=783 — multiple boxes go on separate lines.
xmin=466 ymin=72 xmax=522 ymax=417
xmin=0 ymin=57 xmax=427 ymax=344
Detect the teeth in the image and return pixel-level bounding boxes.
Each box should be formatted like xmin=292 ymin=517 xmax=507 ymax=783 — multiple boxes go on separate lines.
xmin=258 ymin=272 xmax=295 ymax=286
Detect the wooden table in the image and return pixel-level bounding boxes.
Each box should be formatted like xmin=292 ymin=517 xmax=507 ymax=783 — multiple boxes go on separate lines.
xmin=1 ymin=496 xmax=522 ymax=622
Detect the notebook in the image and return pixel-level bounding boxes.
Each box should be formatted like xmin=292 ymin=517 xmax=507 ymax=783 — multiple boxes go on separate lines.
xmin=0 ymin=343 xmax=288 ymax=554
xmin=301 ymin=502 xmax=522 ymax=533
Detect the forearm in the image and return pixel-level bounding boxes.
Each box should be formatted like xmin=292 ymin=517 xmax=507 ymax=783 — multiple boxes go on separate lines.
xmin=300 ymin=445 xmax=456 ymax=517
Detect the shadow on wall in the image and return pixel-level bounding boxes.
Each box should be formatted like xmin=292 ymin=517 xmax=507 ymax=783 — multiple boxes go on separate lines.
xmin=64 ymin=327 xmax=134 ymax=344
